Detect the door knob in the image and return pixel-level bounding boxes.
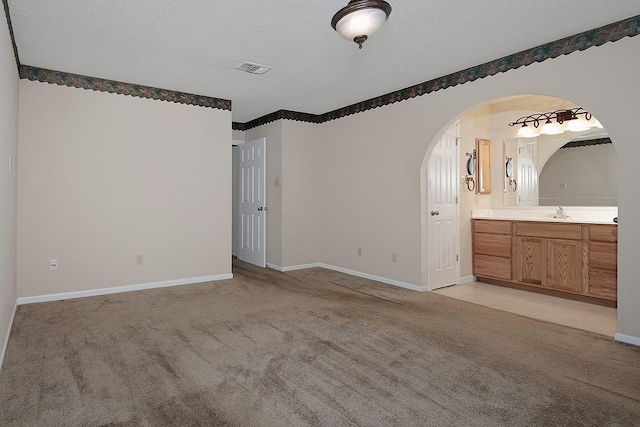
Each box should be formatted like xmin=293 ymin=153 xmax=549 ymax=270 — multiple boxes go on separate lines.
xmin=431 ymin=211 xmax=440 ymax=216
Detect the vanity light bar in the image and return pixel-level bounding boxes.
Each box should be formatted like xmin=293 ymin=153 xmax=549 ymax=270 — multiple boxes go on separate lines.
xmin=508 ymin=107 xmax=597 ymax=138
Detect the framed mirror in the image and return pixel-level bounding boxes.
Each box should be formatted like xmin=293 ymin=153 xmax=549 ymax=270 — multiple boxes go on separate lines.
xmin=476 ymin=138 xmax=492 ymax=194
xmin=502 ymin=130 xmax=617 ymax=206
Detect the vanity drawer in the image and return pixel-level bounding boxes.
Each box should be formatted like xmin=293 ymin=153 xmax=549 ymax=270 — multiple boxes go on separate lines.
xmin=589 ymin=225 xmax=618 ymax=242
xmin=516 ymin=222 xmax=582 ymax=240
xmin=473 ymin=233 xmax=512 ymax=258
xmin=588 ymin=269 xmax=617 ymax=300
xmin=589 ymin=242 xmax=617 ymax=270
xmin=474 ymin=254 xmax=512 ymax=280
xmin=473 ymin=219 xmax=512 ymax=235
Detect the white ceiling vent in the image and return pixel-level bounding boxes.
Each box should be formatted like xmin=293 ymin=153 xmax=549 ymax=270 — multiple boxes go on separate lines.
xmin=235 ymin=62 xmax=271 ymax=75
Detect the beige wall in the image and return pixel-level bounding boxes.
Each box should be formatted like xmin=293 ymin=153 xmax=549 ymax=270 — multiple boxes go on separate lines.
xmin=243 ymin=121 xmax=319 ymax=269
xmin=232 ymin=130 xmax=245 ymax=142
xmin=0 ymin=16 xmax=19 ymax=361
xmin=314 ymin=36 xmax=640 ymax=341
xmin=281 ymin=121 xmax=319 ymax=267
xmin=318 ymin=103 xmax=426 ymax=284
xmin=17 ymin=81 xmax=232 ymax=297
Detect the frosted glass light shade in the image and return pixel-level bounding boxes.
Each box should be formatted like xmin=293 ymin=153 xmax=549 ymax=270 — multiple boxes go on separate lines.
xmin=331 ymin=1 xmax=392 ymax=48
xmin=589 ymin=117 xmax=604 ymax=128
xmin=541 ymin=120 xmax=564 ymax=135
xmin=335 ymin=8 xmax=388 ymax=41
xmin=566 ymin=117 xmax=591 ymax=132
xmin=517 ymin=124 xmax=540 ymax=138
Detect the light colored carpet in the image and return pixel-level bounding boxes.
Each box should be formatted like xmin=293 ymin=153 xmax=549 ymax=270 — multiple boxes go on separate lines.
xmin=0 ymin=260 xmax=638 ymax=426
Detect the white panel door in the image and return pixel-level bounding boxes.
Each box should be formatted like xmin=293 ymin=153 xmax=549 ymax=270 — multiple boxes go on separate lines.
xmin=428 ymin=123 xmax=459 ymax=290
xmin=516 ymin=145 xmax=539 ymax=206
xmin=238 ymin=138 xmax=266 ymax=267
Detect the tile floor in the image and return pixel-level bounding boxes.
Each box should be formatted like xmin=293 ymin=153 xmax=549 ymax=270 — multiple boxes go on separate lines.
xmin=434 ymin=281 xmax=617 ymax=336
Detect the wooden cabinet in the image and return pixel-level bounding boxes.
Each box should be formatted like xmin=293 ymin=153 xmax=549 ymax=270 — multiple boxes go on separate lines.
xmin=587 ymin=227 xmax=618 ymax=301
xmin=472 ymin=220 xmax=512 ymax=281
xmin=516 ymin=237 xmax=545 ymax=286
xmin=472 ymin=219 xmax=617 ymax=307
xmin=546 ymin=239 xmax=583 ymax=293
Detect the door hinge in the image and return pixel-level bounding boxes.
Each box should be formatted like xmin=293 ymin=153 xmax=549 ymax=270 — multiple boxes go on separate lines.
xmin=455 ymin=196 xmax=458 ymax=204
xmin=456 ymin=254 xmax=459 ymax=262
xmin=455 ymin=137 xmax=460 ymax=146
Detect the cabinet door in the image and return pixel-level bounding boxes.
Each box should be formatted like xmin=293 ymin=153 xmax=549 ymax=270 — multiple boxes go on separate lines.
xmin=588 ymin=269 xmax=617 ymax=300
xmin=547 ymin=239 xmax=583 ymax=293
xmin=588 ymin=241 xmax=617 ymax=300
xmin=516 ymin=237 xmax=545 ymax=286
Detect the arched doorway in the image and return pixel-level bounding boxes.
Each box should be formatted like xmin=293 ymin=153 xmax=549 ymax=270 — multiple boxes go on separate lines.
xmin=422 ymin=94 xmax=618 ymax=336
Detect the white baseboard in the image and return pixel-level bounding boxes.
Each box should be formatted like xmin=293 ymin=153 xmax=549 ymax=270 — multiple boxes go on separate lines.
xmin=459 ymin=275 xmax=476 ymax=284
xmin=319 ymin=263 xmax=427 ymax=292
xmin=266 ymin=263 xmax=283 ymax=271
xmin=614 ymin=333 xmax=640 ymax=347
xmin=1 ymin=299 xmax=18 ymax=370
xmin=267 ymin=262 xmax=321 ymax=272
xmin=17 ymin=273 xmax=234 ymax=305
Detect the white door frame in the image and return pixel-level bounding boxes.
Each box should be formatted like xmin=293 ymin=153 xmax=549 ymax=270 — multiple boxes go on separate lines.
xmin=232 ymin=140 xmax=243 ymax=258
xmin=426 ymin=121 xmax=461 ymax=290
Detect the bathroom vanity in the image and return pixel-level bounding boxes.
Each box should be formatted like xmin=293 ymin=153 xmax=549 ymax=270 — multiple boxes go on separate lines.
xmin=472 ymin=217 xmax=617 ymax=307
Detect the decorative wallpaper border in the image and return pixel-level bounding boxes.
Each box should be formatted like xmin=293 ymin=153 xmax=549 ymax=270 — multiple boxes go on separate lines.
xmin=561 ymin=137 xmax=612 ymax=149
xmin=233 ymin=13 xmax=640 ymax=131
xmin=20 ymin=65 xmax=232 ymax=111
xmin=2 ymin=0 xmax=20 ymax=69
xmin=233 ymin=110 xmax=322 ymax=131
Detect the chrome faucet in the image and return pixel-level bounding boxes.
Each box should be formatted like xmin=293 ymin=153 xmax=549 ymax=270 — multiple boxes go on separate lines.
xmin=555 ymin=207 xmax=570 ymax=219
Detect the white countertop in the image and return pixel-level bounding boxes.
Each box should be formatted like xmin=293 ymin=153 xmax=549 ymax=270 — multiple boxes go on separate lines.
xmin=472 ymin=207 xmax=618 ymax=225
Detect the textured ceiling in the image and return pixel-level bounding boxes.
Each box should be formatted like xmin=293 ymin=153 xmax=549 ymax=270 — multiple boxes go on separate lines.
xmin=7 ymin=1 xmax=640 ymax=123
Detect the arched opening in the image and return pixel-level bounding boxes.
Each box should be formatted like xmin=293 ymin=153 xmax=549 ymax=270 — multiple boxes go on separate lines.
xmin=421 ymin=94 xmax=617 ymax=336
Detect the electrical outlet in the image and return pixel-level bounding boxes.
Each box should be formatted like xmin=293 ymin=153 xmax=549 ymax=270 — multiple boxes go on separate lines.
xmin=357 ymin=247 xmax=362 ymax=256
xmin=391 ymin=252 xmax=398 ymax=262
xmin=136 ymin=254 xmax=143 ymax=265
xmin=50 ymin=259 xmax=58 ymax=271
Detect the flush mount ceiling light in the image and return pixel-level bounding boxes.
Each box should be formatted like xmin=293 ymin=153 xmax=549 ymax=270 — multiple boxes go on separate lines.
xmin=331 ymin=0 xmax=392 ymax=49
xmin=509 ymin=108 xmax=601 ymax=138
